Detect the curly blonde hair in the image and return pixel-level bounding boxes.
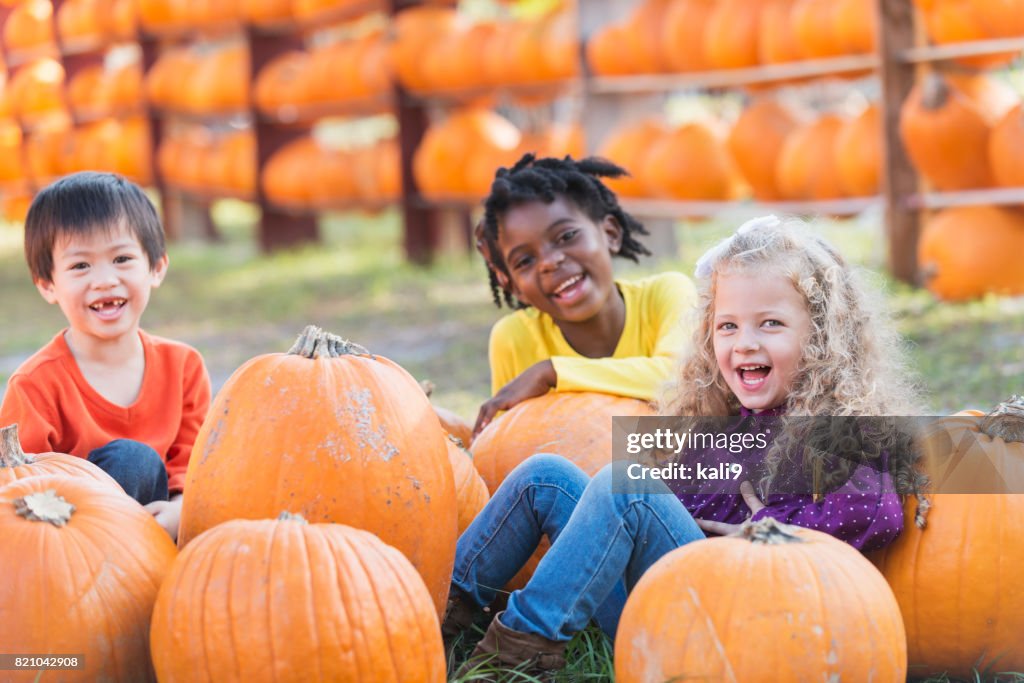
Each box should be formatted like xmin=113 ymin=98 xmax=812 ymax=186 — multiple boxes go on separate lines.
xmin=661 ymin=217 xmax=919 ymax=417
xmin=660 ymin=217 xmax=926 ymax=501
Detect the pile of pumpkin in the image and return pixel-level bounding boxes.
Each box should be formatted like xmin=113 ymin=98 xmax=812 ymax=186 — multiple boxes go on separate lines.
xmin=3 ymin=321 xmax=1022 ymax=681
xmin=912 ymin=0 xmax=1024 ymax=69
xmin=595 ymin=96 xmax=881 ymax=204
xmin=587 ymin=0 xmax=878 ymax=77
xmin=391 ymin=4 xmax=577 ymax=94
xmin=1 ymin=0 xmax=135 ymax=55
xmin=412 ymin=106 xmax=583 ymax=201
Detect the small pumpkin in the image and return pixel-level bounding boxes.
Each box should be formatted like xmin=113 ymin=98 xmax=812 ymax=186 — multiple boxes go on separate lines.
xmin=178 ymin=326 xmax=457 ymax=617
xmin=870 ymin=398 xmax=1024 ymax=678
xmin=0 ymin=475 xmax=177 ymax=682
xmin=899 ymin=72 xmax=1016 ymax=191
xmin=616 ymin=519 xmax=907 ymax=682
xmin=703 ymin=0 xmax=765 ymax=69
xmin=446 ymin=435 xmax=490 ymax=535
xmin=0 ymin=423 xmax=120 ymax=490
xmin=775 ymin=114 xmax=847 ymax=200
xmin=641 ymin=121 xmax=743 ymax=202
xmin=151 ymin=513 xmax=446 ymax=683
xmin=834 ymin=102 xmax=882 ymax=197
xmin=988 ymin=103 xmax=1024 ymax=188
xmin=727 ymin=96 xmax=800 ymax=201
xmin=662 ymin=0 xmax=715 ymax=72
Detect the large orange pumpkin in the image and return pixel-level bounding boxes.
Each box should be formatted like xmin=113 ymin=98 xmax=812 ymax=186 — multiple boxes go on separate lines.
xmin=616 ymin=519 xmax=907 ymax=682
xmin=727 ymin=97 xmax=800 ymax=201
xmin=870 ymin=399 xmax=1024 ymax=678
xmin=972 ymin=0 xmax=1024 ymax=38
xmin=834 ymin=102 xmax=882 ymax=197
xmin=922 ymin=0 xmax=1017 ymax=68
xmin=899 ymin=72 xmax=1016 ymax=191
xmin=151 ymin=514 xmax=446 ymax=683
xmin=0 ymin=423 xmax=120 ymax=489
xmin=178 ymin=326 xmax=457 ymax=616
xmin=471 ymin=391 xmax=656 ymax=494
xmin=988 ymin=104 xmax=1024 ymax=188
xmin=916 ymin=205 xmax=1024 ymax=301
xmin=791 ymin=0 xmax=844 ymax=58
xmin=0 ymin=475 xmax=176 ymax=682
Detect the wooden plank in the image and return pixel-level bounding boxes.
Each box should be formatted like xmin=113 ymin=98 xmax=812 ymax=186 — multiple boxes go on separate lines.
xmin=621 ymin=197 xmax=882 ymax=220
xmin=907 ymin=187 xmax=1024 ymax=210
xmin=900 ymin=36 xmax=1024 ymax=63
xmin=877 ymin=0 xmax=920 ymax=284
xmin=589 ymin=54 xmax=879 ymax=93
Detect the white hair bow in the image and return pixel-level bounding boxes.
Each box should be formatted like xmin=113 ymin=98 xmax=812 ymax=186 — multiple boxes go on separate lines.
xmin=693 ymin=215 xmax=782 ymax=279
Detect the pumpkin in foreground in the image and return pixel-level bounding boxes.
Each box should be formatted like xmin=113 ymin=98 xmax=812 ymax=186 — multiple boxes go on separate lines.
xmin=471 ymin=391 xmax=656 ymax=589
xmin=0 ymin=474 xmax=177 ymax=682
xmin=870 ymin=398 xmax=1024 ymax=678
xmin=0 ymin=422 xmax=120 ymax=489
xmin=151 ymin=513 xmax=446 ymax=683
xmin=178 ymin=326 xmax=457 ymax=615
xmin=615 ymin=518 xmax=907 ymax=682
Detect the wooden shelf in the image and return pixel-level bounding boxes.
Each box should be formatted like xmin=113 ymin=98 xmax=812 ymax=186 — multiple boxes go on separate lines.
xmin=907 ymin=187 xmax=1024 ymax=210
xmin=168 ymin=185 xmax=255 ymax=204
xmin=148 ymin=107 xmax=253 ymax=125
xmin=256 ymin=95 xmax=395 ymax=124
xmin=267 ymin=197 xmax=397 ymax=215
xmin=588 ymin=54 xmax=879 ymax=94
xmin=619 ymin=196 xmax=882 ymax=219
xmin=3 ymin=44 xmax=60 ymax=68
xmin=899 ymin=37 xmax=1024 ymax=64
xmin=407 ymin=79 xmax=583 ymax=107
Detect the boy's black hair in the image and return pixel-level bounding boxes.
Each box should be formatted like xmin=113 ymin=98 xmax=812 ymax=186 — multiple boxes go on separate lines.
xmin=24 ymin=171 xmax=165 ymax=283
xmin=479 ymin=154 xmax=651 ymax=309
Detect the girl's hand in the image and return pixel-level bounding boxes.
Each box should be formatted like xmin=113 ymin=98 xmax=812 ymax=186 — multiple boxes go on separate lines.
xmin=695 ymin=481 xmax=765 ymax=536
xmin=144 ymin=494 xmax=183 ymax=542
xmin=473 ymin=360 xmax=556 ymax=439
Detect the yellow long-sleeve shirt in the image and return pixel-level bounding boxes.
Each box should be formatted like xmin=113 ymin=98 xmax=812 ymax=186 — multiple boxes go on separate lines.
xmin=487 ymin=272 xmax=697 ymax=402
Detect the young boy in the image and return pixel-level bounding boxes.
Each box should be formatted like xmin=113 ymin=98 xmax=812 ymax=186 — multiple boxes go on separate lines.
xmin=0 ymin=172 xmax=211 ymax=541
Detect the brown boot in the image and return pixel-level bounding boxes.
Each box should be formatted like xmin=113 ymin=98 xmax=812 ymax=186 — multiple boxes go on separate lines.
xmin=442 ymin=591 xmax=494 ymax=649
xmin=455 ymin=611 xmax=567 ymax=680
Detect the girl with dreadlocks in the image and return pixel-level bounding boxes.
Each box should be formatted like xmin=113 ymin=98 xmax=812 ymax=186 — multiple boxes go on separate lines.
xmin=472 ymin=154 xmax=698 ymax=437
xmin=446 ymin=215 xmax=923 ymax=677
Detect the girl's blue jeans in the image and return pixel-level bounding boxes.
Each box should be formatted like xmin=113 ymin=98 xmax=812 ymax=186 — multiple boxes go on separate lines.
xmin=450 ymin=453 xmax=705 ymax=642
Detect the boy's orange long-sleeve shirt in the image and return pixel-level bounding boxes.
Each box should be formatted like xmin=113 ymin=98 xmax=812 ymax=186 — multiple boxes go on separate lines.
xmin=0 ymin=330 xmax=211 ymax=493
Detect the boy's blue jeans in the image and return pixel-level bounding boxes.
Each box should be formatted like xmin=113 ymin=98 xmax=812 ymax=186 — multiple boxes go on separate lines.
xmin=450 ymin=453 xmax=705 ymax=642
xmin=87 ymin=439 xmax=169 ymax=505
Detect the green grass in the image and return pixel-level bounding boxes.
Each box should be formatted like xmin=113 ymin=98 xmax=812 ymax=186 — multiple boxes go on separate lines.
xmin=1 ymin=206 xmax=1021 ymax=682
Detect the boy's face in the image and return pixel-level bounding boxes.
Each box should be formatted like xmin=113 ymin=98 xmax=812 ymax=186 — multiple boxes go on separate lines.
xmin=35 ymin=222 xmax=168 ymax=347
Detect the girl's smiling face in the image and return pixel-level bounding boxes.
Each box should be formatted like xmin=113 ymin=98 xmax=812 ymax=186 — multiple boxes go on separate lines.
xmin=497 ymin=196 xmax=622 ymax=325
xmin=712 ymin=270 xmax=812 ymax=413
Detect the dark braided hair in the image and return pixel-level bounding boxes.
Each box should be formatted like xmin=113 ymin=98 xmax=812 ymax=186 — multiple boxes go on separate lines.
xmin=478 ymin=154 xmax=651 ymax=309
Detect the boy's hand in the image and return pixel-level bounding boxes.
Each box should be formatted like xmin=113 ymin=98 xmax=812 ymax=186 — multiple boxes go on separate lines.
xmin=473 ymin=360 xmax=556 ymax=440
xmin=145 ymin=494 xmax=183 ymax=542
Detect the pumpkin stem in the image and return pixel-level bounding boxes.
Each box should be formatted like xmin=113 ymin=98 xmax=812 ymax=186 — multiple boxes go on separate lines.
xmin=0 ymin=424 xmax=32 ymax=468
xmin=420 ymin=379 xmax=436 ymax=398
xmin=980 ymin=395 xmax=1024 ymax=443
xmin=14 ymin=489 xmax=75 ymax=527
xmin=921 ymin=71 xmax=950 ymax=110
xmin=277 ymin=511 xmax=308 ymax=523
xmin=287 ymin=325 xmax=372 ymax=359
xmin=741 ymin=517 xmax=805 ymax=545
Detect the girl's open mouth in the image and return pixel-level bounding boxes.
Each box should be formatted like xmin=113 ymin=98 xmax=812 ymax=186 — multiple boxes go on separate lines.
xmin=551 ymin=273 xmax=586 ymax=302
xmin=738 ymin=364 xmax=771 ymax=389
